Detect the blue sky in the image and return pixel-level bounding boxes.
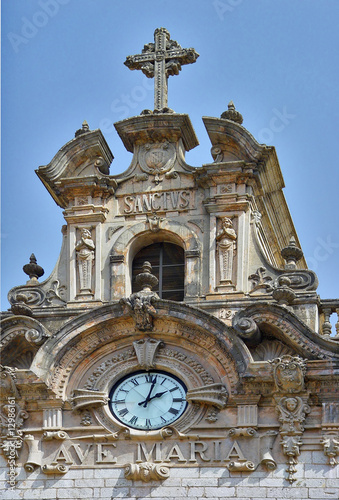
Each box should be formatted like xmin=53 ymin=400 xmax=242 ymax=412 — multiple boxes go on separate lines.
xmin=1 ymin=0 xmax=339 ymax=309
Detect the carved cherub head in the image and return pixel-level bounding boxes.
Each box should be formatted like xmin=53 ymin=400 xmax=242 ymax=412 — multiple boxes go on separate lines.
xmin=285 ymin=397 xmax=298 ymax=412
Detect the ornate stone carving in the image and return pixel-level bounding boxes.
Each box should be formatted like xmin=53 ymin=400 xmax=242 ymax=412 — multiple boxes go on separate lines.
xmin=220 ymin=101 xmax=243 ymax=124
xmin=218 ymin=309 xmax=233 ymax=320
xmin=146 ymin=213 xmax=165 ymax=232
xmin=139 ymin=141 xmax=176 ymax=182
xmin=216 ymin=217 xmax=237 ymax=285
xmin=125 ymin=27 xmax=199 ymax=112
xmin=321 ymin=433 xmax=339 ymax=466
xmin=120 ymin=262 xmax=159 ymax=331
xmin=227 ymin=460 xmax=255 ymax=472
xmin=0 ymin=365 xmax=19 ymax=399
xmin=71 ymin=389 xmax=108 ymax=411
xmin=321 ymin=403 xmax=339 ymax=466
xmin=75 ymin=119 xmax=90 ymax=137
xmin=186 ymin=383 xmax=228 ymax=409
xmin=229 ymin=428 xmax=258 ymax=438
xmin=272 ymin=276 xmax=296 ymax=306
xmin=232 ymin=313 xmax=262 ymax=346
xmin=23 ymin=253 xmax=44 ymax=283
xmin=276 ymin=396 xmax=310 ymax=435
xmin=0 ymin=370 xmax=28 ymax=463
xmin=94 ymin=156 xmax=110 ymax=175
xmin=125 ymin=462 xmax=170 ymax=482
xmin=237 ymin=404 xmax=258 ymax=427
xmin=270 ymin=355 xmax=307 ymax=394
xmin=24 ymin=435 xmax=43 ymax=472
xmin=80 ymin=410 xmax=92 ymax=426
xmin=205 ymin=408 xmax=220 ymax=423
xmin=271 ymin=354 xmax=309 ymax=483
xmin=10 ymin=293 xmax=33 ymax=316
xmin=251 ymin=340 xmax=294 ymax=362
xmin=248 ymin=267 xmax=273 ymax=294
xmin=75 ymin=228 xmax=95 ymax=296
xmin=43 ymin=408 xmax=62 ymax=429
xmin=259 ymin=431 xmax=278 ymax=471
xmin=45 ymin=280 xmax=67 ymax=305
xmin=251 ymin=210 xmax=262 ymax=225
xmin=43 ymin=431 xmax=68 ymax=440
xmin=280 ymin=435 xmax=303 ymax=483
xmin=281 ymin=236 xmax=303 ymax=269
xmin=133 ymin=337 xmax=164 ymax=370
xmin=42 ymin=464 xmax=68 ymax=474
xmin=25 ymin=328 xmax=50 ymax=346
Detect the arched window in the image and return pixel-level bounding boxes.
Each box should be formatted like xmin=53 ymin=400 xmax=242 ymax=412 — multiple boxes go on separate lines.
xmin=132 ymin=242 xmax=185 ymax=301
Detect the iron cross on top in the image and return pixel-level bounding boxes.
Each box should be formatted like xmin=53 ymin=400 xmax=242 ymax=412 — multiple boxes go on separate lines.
xmin=124 ymin=28 xmax=199 ymax=112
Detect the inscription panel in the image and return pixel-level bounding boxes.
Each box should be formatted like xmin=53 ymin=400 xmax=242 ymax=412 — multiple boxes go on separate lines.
xmin=120 ymin=190 xmax=194 ymax=215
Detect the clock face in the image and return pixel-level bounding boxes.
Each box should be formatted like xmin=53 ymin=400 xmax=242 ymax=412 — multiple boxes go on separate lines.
xmin=109 ymin=370 xmax=187 ymax=430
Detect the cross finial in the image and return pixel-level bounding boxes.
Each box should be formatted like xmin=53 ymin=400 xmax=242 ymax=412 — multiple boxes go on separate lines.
xmin=124 ymin=28 xmax=199 ymax=113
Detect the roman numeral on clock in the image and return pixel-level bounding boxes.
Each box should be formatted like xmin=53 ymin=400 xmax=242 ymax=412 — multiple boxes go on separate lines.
xmin=130 ymin=378 xmax=139 ymax=386
xmin=145 ymin=374 xmax=156 ymax=383
xmin=113 ymin=399 xmax=125 ymax=404
xmin=145 ymin=419 xmax=152 ymax=428
xmin=129 ymin=415 xmax=138 ymax=425
xmin=173 ymin=398 xmax=184 ymax=403
xmin=118 ymin=408 xmax=128 ymax=417
xmin=168 ymin=407 xmax=179 ymax=415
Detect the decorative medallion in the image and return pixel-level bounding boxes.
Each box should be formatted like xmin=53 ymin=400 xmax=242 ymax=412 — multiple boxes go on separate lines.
xmin=139 ymin=141 xmax=176 ymax=181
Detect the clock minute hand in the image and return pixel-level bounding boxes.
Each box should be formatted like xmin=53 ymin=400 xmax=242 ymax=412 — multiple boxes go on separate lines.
xmin=138 ymin=378 xmax=156 ymax=407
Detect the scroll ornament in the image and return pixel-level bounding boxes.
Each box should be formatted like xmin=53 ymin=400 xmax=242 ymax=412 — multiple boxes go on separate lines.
xmin=125 ymin=462 xmax=170 ymax=482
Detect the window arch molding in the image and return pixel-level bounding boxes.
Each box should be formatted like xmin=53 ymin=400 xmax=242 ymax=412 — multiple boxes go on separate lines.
xmin=109 ymin=220 xmax=201 ymax=300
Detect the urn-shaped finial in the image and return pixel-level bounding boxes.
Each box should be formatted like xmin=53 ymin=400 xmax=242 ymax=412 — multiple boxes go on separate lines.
xmin=281 ymin=236 xmax=303 ymax=269
xmin=221 ymin=101 xmax=243 ymax=124
xmin=75 ymin=120 xmax=90 ymax=137
xmin=23 ymin=254 xmax=44 ymax=284
xmin=135 ymin=262 xmax=159 ymax=292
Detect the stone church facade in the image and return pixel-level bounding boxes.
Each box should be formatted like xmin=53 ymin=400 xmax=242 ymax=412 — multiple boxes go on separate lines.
xmin=1 ymin=28 xmax=338 ymax=500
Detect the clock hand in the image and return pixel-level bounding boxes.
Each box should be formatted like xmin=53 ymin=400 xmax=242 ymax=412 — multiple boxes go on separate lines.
xmin=138 ymin=377 xmax=157 ymax=407
xmin=147 ymin=390 xmax=168 ymax=402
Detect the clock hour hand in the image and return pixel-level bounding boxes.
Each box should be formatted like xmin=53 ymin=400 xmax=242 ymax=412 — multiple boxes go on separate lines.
xmin=138 ymin=390 xmax=168 ymax=407
xmin=147 ymin=390 xmax=168 ymax=402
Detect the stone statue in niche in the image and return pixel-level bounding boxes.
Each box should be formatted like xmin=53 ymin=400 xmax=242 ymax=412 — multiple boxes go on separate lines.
xmin=217 ymin=217 xmax=237 ymax=285
xmin=76 ymin=228 xmax=95 ymax=295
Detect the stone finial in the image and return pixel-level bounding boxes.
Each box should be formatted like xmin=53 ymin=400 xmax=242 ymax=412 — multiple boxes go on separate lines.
xmin=135 ymin=261 xmax=159 ymax=291
xmin=221 ymin=101 xmax=243 ymax=124
xmin=272 ymin=276 xmax=296 ymax=306
xmin=120 ymin=262 xmax=159 ymax=331
xmin=23 ymin=254 xmax=44 ymax=284
xmin=75 ymin=120 xmax=90 ymax=137
xmin=281 ymin=237 xmax=303 ymax=269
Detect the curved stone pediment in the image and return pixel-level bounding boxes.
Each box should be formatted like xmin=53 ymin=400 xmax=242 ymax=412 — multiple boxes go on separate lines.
xmin=29 ymin=300 xmax=250 ymax=400
xmin=233 ymin=303 xmax=339 ymax=360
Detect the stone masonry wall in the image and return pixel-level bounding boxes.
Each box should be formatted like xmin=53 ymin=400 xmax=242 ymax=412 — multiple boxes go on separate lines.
xmin=1 ymin=460 xmax=338 ymax=500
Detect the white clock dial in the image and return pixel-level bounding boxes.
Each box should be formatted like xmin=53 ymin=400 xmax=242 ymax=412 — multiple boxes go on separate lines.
xmin=109 ymin=371 xmax=187 ymax=430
